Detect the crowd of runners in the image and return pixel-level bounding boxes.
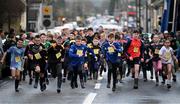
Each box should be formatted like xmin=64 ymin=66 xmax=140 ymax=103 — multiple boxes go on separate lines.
xmin=0 ymin=28 xmax=180 ymax=93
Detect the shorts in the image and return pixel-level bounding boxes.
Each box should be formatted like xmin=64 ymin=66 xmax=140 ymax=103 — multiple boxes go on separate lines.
xmin=152 ymin=60 xmax=162 ymax=72
xmin=32 ymin=63 xmax=46 ymax=73
xmin=128 ymin=57 xmax=141 ymax=68
xmin=162 ymin=64 xmax=168 ymax=74
xmin=10 ymin=67 xmax=22 ymax=71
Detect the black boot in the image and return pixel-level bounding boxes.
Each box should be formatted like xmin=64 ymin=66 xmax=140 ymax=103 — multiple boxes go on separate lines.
xmin=126 ymin=71 xmax=130 ymax=77
xmin=133 ymin=78 xmax=138 ymax=89
xmin=167 ymin=84 xmax=171 ymax=89
xmin=57 ymin=88 xmax=61 ymax=93
xmin=40 ymin=77 xmax=46 ymax=92
xmin=74 ymin=81 xmax=78 ymax=88
xmin=99 ymin=68 xmax=103 ymax=77
xmin=57 ymin=76 xmax=62 ymax=93
xmin=80 ymin=80 xmax=85 ymax=89
xmin=62 ymin=77 xmax=66 ymax=83
xmin=155 ymin=76 xmax=159 ymax=86
xmin=34 ymin=73 xmax=39 ymax=88
xmin=23 ymin=70 xmax=26 ymax=81
xmin=150 ymin=76 xmax=153 ymax=80
xmin=107 ymin=83 xmax=110 ymax=88
xmin=34 ymin=81 xmax=38 ymax=88
xmin=15 ymin=79 xmax=19 ymax=92
xmin=132 ymin=73 xmax=135 ymax=78
xmin=155 ymin=72 xmax=159 ymax=86
xmin=23 ymin=75 xmax=26 ymax=81
xmin=161 ymin=75 xmax=166 ymax=84
xmin=167 ymin=80 xmax=171 ymax=89
xmin=172 ymin=75 xmax=176 ymax=82
xmin=67 ymin=72 xmax=72 ymax=81
xmin=46 ymin=78 xmax=49 ymax=85
xmin=94 ymin=72 xmax=98 ymax=82
xmin=71 ymin=80 xmax=75 ymax=89
xmin=112 ymin=83 xmax=116 ymax=91
xmin=29 ymin=78 xmax=33 ymax=85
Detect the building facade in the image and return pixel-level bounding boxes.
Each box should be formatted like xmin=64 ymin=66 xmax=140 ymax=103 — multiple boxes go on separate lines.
xmin=0 ymin=0 xmax=26 ymax=32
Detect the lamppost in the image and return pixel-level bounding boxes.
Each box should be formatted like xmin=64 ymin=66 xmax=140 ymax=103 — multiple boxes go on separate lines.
xmin=26 ymin=0 xmax=29 ymax=32
xmin=146 ymin=0 xmax=148 ymax=33
xmin=136 ymin=0 xmax=141 ymax=29
xmin=172 ymin=0 xmax=177 ymax=33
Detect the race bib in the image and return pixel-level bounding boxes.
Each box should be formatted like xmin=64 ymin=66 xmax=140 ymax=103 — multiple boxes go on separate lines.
xmin=76 ymin=50 xmax=83 ymax=56
xmin=35 ymin=53 xmax=41 ymax=60
xmin=118 ymin=53 xmax=121 ymax=57
xmin=108 ymin=47 xmax=114 ymax=53
xmin=56 ymin=52 xmax=61 ymax=59
xmin=165 ymin=52 xmax=171 ymax=60
xmin=87 ymin=43 xmax=92 ymax=48
xmin=133 ymin=47 xmax=139 ymax=53
xmin=155 ymin=49 xmax=159 ymax=54
xmin=93 ymin=49 xmax=99 ymax=54
xmin=15 ymin=56 xmax=21 ymax=62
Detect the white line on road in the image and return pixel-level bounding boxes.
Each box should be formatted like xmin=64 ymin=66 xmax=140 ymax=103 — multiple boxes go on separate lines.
xmin=94 ymin=83 xmax=101 ymax=89
xmin=83 ymin=93 xmax=97 ymax=104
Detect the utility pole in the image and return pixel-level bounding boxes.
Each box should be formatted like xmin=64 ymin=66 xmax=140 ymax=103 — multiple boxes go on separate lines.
xmin=136 ymin=0 xmax=138 ymax=28
xmin=172 ymin=0 xmax=177 ymax=33
xmin=136 ymin=0 xmax=141 ymax=29
xmin=26 ymin=0 xmax=29 ymax=32
xmin=146 ymin=0 xmax=148 ymax=33
xmin=139 ymin=0 xmax=141 ymax=29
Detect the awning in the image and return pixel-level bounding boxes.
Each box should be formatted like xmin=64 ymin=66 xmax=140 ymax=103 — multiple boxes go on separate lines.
xmin=128 ymin=12 xmax=136 ymax=16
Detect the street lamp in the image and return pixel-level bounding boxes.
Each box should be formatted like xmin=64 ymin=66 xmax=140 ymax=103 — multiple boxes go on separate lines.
xmin=146 ymin=0 xmax=148 ymax=33
xmin=136 ymin=0 xmax=141 ymax=29
xmin=26 ymin=0 xmax=29 ymax=32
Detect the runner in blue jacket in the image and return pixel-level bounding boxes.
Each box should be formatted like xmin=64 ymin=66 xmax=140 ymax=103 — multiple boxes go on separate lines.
xmin=103 ymin=33 xmax=122 ymax=91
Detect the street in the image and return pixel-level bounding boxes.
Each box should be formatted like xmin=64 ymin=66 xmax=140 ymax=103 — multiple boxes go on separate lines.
xmin=0 ymin=0 xmax=180 ymax=104
xmin=0 ymin=71 xmax=180 ymax=104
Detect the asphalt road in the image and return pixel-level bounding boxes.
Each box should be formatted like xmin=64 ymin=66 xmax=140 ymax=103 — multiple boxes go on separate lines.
xmin=0 ymin=71 xmax=180 ymax=104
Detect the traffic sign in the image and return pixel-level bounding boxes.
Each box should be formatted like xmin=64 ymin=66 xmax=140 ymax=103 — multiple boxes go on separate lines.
xmin=41 ymin=5 xmax=53 ymax=28
xmin=42 ymin=6 xmax=52 ymax=15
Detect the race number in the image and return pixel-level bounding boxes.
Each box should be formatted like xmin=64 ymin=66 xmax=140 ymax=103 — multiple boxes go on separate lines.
xmin=133 ymin=47 xmax=139 ymax=53
xmin=76 ymin=50 xmax=83 ymax=56
xmin=35 ymin=53 xmax=41 ymax=60
xmin=56 ymin=52 xmax=61 ymax=59
xmin=15 ymin=56 xmax=21 ymax=62
xmin=108 ymin=47 xmax=115 ymax=53
xmin=93 ymin=49 xmax=99 ymax=54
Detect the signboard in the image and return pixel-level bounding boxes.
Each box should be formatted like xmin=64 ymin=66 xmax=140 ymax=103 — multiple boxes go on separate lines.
xmin=42 ymin=6 xmax=52 ymax=15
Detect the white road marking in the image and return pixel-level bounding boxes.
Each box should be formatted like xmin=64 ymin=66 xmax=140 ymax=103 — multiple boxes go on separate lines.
xmin=83 ymin=93 xmax=97 ymax=104
xmin=94 ymin=83 xmax=101 ymax=89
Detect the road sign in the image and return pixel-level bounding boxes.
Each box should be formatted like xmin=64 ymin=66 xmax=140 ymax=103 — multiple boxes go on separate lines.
xmin=42 ymin=6 xmax=52 ymax=15
xmin=41 ymin=5 xmax=53 ymax=28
